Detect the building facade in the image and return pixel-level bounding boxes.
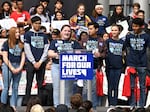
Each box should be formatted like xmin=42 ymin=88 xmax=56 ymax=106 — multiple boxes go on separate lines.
xmin=98 ymin=0 xmax=150 ymax=21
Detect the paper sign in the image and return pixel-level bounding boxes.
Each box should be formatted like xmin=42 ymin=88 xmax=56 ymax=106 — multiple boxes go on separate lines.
xmin=41 ymin=22 xmax=50 ymax=33
xmin=0 ymin=73 xmax=4 ymax=90
xmin=51 ymin=20 xmax=69 ymax=31
xmin=77 ymin=26 xmax=88 ymax=36
xmin=106 ymin=20 xmax=129 ymax=38
xmin=0 ymin=19 xmax=17 ymax=30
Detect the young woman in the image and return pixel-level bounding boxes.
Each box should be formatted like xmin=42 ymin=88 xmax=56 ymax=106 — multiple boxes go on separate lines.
xmin=32 ymin=4 xmax=49 ymax=22
xmin=106 ymin=24 xmax=125 ymax=106
xmin=0 ymin=27 xmax=25 ymax=111
xmin=109 ymin=5 xmax=127 ymax=25
xmin=48 ymin=25 xmax=82 ymax=107
xmin=91 ymin=4 xmax=109 ymax=36
xmin=102 ymin=32 xmax=110 ymax=41
xmin=0 ymin=1 xmax=12 ymax=19
xmin=0 ymin=28 xmax=7 ymax=38
xmin=69 ymin=3 xmax=91 ymax=38
xmin=78 ymin=31 xmax=89 ymax=49
xmin=54 ymin=11 xmax=64 ymax=20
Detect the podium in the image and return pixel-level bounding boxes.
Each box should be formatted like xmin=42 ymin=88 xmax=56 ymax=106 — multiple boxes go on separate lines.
xmin=58 ymin=49 xmax=93 ymax=104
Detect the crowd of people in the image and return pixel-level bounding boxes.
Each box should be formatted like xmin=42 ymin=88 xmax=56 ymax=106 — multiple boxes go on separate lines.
xmin=0 ymin=0 xmax=150 ymax=112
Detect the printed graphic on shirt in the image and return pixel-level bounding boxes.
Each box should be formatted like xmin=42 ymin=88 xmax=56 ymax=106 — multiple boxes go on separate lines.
xmin=9 ymin=45 xmax=22 ymax=56
xmin=97 ymin=19 xmax=105 ymax=26
xmin=77 ymin=16 xmax=85 ymax=26
xmin=99 ymin=42 xmax=103 ymax=47
xmin=109 ymin=42 xmax=123 ymax=56
xmin=55 ymin=41 xmax=73 ymax=52
xmin=86 ymin=40 xmax=98 ymax=51
xmin=31 ymin=36 xmax=44 ymax=48
xmin=130 ymin=38 xmax=145 ymax=50
xmin=17 ymin=14 xmax=26 ymax=22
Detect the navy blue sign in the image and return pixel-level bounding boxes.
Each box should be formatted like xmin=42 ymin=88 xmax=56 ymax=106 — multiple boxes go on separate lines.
xmin=60 ymin=53 xmax=93 ymax=80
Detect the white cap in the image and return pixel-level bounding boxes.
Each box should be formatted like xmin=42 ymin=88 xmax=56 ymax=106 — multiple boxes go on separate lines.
xmin=95 ymin=4 xmax=104 ymax=9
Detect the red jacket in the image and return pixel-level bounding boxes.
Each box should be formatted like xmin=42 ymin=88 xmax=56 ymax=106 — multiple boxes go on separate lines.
xmin=96 ymin=70 xmax=104 ymax=96
xmin=122 ymin=67 xmax=140 ymax=101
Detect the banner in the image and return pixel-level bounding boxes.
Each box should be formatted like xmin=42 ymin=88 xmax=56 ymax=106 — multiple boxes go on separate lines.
xmin=8 ymin=70 xmax=52 ymax=95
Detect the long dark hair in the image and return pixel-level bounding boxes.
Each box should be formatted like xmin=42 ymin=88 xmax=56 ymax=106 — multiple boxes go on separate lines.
xmin=26 ymin=96 xmax=41 ymax=112
xmin=112 ymin=5 xmax=124 ymax=18
xmin=109 ymin=5 xmax=126 ymax=25
xmin=54 ymin=11 xmax=64 ymax=20
xmin=33 ymin=4 xmax=46 ymax=17
xmin=0 ymin=1 xmax=12 ymax=13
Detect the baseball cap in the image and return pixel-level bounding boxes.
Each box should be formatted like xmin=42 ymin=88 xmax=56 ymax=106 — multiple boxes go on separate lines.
xmin=52 ymin=29 xmax=60 ymax=35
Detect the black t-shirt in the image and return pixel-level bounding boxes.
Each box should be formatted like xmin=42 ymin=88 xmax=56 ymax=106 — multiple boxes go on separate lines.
xmin=76 ymin=15 xmax=86 ymax=26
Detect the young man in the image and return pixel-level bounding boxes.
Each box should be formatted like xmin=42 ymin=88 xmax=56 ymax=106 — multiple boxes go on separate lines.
xmin=137 ymin=10 xmax=148 ymax=32
xmin=129 ymin=3 xmax=140 ymax=19
xmin=82 ymin=22 xmax=106 ymax=109
xmin=10 ymin=0 xmax=30 ymax=26
xmin=23 ymin=16 xmax=49 ymax=105
xmin=125 ymin=18 xmax=150 ymax=107
xmin=128 ymin=3 xmax=140 ymax=31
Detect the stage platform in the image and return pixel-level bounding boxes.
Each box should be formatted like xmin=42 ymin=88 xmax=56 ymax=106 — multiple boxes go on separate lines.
xmin=16 ymin=106 xmax=109 ymax=112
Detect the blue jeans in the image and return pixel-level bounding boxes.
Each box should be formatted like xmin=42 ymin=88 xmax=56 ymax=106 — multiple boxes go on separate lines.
xmin=107 ymin=68 xmax=121 ymax=106
xmin=129 ymin=67 xmax=146 ymax=107
xmin=51 ymin=63 xmax=73 ymax=107
xmin=1 ymin=63 xmax=21 ymax=107
xmin=92 ymin=69 xmax=102 ymax=109
xmin=51 ymin=63 xmax=60 ymax=107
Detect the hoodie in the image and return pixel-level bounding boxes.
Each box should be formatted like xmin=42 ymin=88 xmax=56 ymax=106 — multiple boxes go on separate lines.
xmin=24 ymin=29 xmax=49 ymax=64
xmin=125 ymin=31 xmax=150 ymax=67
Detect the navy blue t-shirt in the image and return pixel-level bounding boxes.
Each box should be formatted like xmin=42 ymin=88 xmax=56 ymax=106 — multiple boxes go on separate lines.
xmin=86 ymin=36 xmax=105 ymax=69
xmin=91 ymin=15 xmax=109 ymax=35
xmin=125 ymin=32 xmax=150 ymax=67
xmin=1 ymin=41 xmax=24 ymax=63
xmin=106 ymin=38 xmax=125 ymax=69
xmin=49 ymin=39 xmax=82 ymax=64
xmin=24 ymin=31 xmax=49 ymax=62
